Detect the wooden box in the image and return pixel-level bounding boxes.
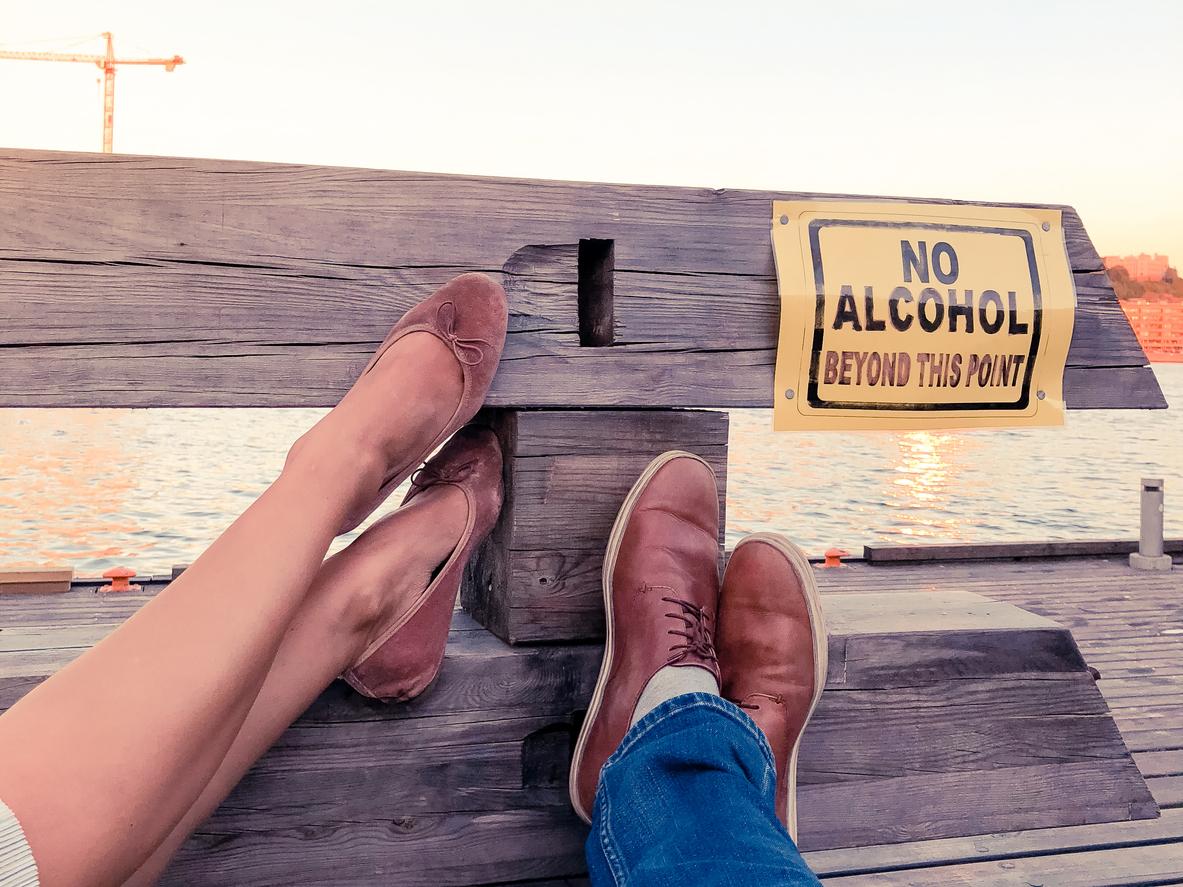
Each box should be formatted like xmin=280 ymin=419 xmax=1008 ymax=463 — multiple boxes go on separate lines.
xmin=461 ymin=408 xmax=728 ymax=644
xmin=0 ymin=568 xmax=74 ymax=595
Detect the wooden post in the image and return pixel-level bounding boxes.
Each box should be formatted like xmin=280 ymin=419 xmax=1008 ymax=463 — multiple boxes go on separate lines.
xmin=461 ymin=408 xmax=729 ymax=644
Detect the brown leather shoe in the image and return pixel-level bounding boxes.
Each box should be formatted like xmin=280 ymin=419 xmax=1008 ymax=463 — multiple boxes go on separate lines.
xmin=343 ymin=426 xmax=503 ymax=701
xmin=716 ymin=533 xmax=828 ymax=840
xmin=338 ymin=272 xmax=508 ymax=534
xmin=568 ymin=451 xmax=722 ymax=823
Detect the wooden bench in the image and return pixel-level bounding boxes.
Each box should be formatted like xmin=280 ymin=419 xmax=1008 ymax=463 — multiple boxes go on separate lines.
xmin=0 ymin=147 xmax=1165 ymax=884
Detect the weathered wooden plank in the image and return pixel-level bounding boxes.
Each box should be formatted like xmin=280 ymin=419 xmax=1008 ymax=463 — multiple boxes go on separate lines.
xmin=1113 ymin=708 xmax=1183 ymax=729
xmin=488 ymin=407 xmax=731 ymax=456
xmin=802 ymin=586 xmax=1162 ymax=851
xmin=462 ymin=409 xmax=729 ymax=644
xmin=0 ymin=148 xmax=1161 ymax=410
xmin=1097 ymin=675 xmax=1183 ymax=697
xmin=3 ymin=560 xmax=1174 ymax=883
xmin=804 ymin=806 xmax=1183 ymax=879
xmin=0 ymin=569 xmax=73 ymax=595
xmin=1064 ymin=364 xmax=1173 ymax=409
xmin=1120 ymin=728 xmax=1183 ymax=754
xmin=828 ymin=629 xmax=1087 ymax=688
xmin=0 ymin=609 xmax=597 ymax=884
xmin=801 ymin=759 xmax=1157 ymax=852
xmin=165 ymin=810 xmax=588 ymax=887
xmin=824 ymin=590 xmax=1061 ymax=633
xmin=3 ymin=347 xmax=1162 ymax=409
xmin=821 ymin=838 xmax=1183 ymax=886
xmin=1148 ymin=774 xmax=1183 ymax=807
xmin=0 ymin=611 xmax=601 ymax=717
xmin=1135 ymin=750 xmax=1183 ymax=778
xmin=833 ymin=568 xmax=1176 ymax=589
xmin=197 ymin=735 xmax=568 ymax=823
xmin=1094 ymin=663 xmax=1183 ymax=682
xmin=503 ymin=455 xmax=730 ymax=545
xmin=801 ymin=677 xmax=1130 ymax=788
xmin=0 ymin=622 xmax=120 ymax=653
xmin=866 ymin=538 xmax=1183 ymax=563
xmin=0 ymin=152 xmax=1106 ymax=274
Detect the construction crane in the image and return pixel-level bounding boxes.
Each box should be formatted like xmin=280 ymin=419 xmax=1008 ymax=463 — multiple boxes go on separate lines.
xmin=0 ymin=32 xmax=183 ymax=153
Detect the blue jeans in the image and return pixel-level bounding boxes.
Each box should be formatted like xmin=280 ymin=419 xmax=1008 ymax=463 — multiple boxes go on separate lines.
xmin=586 ymin=692 xmax=822 ymax=886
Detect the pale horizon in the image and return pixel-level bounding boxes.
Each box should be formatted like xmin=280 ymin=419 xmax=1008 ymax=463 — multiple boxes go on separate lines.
xmin=2 ymin=0 xmax=1180 ymax=263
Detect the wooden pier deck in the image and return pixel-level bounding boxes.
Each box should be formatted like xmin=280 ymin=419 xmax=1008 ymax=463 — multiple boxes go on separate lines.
xmin=2 ymin=550 xmax=1180 ymax=885
xmin=806 ymin=553 xmax=1183 ymax=886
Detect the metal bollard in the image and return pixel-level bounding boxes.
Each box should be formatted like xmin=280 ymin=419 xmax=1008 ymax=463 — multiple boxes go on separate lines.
xmin=100 ymin=565 xmax=142 ymax=593
xmin=822 ymin=547 xmax=850 ymax=568
xmin=1130 ymin=478 xmax=1172 ymax=572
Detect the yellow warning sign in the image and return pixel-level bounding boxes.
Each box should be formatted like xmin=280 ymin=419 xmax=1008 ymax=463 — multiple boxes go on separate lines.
xmin=771 ymin=200 xmax=1076 ymax=431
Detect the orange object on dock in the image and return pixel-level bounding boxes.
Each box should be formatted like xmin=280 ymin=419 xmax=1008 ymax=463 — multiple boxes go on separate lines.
xmin=822 ymin=547 xmax=850 ymax=568
xmin=101 ymin=566 xmax=141 ymax=593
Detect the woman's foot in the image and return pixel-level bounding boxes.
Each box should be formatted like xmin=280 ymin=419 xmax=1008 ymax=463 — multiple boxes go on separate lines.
xmin=321 ymin=482 xmax=470 ymax=668
xmin=329 ymin=331 xmax=464 ymax=481
xmin=344 ymin=426 xmax=504 ymax=702
xmin=284 ymin=273 xmax=508 ymax=534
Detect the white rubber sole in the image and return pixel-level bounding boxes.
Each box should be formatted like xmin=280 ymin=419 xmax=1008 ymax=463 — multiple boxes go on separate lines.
xmin=568 ymin=450 xmax=716 ymax=823
xmin=727 ymin=532 xmax=829 ymax=842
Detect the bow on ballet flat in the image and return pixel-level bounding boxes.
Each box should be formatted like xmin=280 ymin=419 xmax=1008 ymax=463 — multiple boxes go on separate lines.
xmin=434 ymin=300 xmax=493 ymax=367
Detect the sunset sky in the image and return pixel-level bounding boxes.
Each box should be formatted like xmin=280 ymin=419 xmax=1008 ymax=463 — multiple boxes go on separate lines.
xmin=2 ymin=0 xmax=1179 ymax=261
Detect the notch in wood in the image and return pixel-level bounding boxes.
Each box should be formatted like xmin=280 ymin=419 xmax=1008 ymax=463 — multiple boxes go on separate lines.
xmin=578 ymin=238 xmax=615 ymax=347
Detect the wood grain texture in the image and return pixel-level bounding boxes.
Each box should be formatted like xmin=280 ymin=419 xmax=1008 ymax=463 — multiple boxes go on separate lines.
xmin=3 ymin=556 xmax=1178 ymax=881
xmin=1 ymin=606 xmax=598 ymax=885
xmin=0 ymin=148 xmax=1162 ymax=409
xmin=823 ymin=840 xmax=1183 ymax=886
xmin=805 ymin=806 xmax=1183 ymax=878
xmin=801 ymin=759 xmax=1155 ymax=853
xmin=167 ymin=810 xmax=589 ymax=887
xmin=2 ymin=580 xmax=1158 ymax=882
xmin=865 ymin=538 xmax=1183 ymax=563
xmin=797 ymin=592 xmax=1157 ymax=850
xmin=461 ymin=408 xmax=729 ymax=643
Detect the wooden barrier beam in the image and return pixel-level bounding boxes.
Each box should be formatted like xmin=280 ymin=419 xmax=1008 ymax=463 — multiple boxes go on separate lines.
xmin=0 ymin=148 xmax=1164 ymax=410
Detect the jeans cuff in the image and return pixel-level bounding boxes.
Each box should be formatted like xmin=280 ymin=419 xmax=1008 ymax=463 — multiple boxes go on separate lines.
xmin=606 ymin=692 xmax=776 ymax=772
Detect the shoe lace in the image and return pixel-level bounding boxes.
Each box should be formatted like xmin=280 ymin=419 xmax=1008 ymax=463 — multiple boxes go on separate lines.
xmin=661 ymin=595 xmax=718 ymax=667
xmin=434 ymin=300 xmax=494 ymax=366
xmin=734 ymin=691 xmax=785 ymax=712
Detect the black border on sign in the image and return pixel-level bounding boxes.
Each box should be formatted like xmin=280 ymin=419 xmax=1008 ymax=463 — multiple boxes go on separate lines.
xmin=805 ymin=219 xmax=1043 ymax=411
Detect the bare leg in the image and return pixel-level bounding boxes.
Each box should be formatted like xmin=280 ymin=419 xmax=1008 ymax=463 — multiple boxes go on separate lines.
xmin=126 ymin=484 xmax=467 ymax=886
xmin=0 ymin=332 xmax=461 ymax=887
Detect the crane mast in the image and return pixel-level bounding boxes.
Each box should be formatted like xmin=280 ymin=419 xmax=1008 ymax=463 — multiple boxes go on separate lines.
xmin=0 ymin=32 xmax=183 ymax=153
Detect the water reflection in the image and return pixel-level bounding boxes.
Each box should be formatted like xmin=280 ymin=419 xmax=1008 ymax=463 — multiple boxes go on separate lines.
xmin=722 ymin=365 xmax=1179 ymax=554
xmin=1 ymin=367 xmax=1180 ymax=575
xmin=886 ymin=431 xmax=967 ymax=539
xmin=0 ymin=408 xmax=397 ymax=574
xmin=0 ymin=410 xmax=144 ymax=568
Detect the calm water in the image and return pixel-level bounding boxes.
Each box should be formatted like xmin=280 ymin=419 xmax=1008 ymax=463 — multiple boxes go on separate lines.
xmin=1 ymin=365 xmax=1180 ymax=576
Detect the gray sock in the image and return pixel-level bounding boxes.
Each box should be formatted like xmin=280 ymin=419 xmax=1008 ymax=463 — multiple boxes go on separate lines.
xmin=630 ymin=665 xmax=720 ymax=727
